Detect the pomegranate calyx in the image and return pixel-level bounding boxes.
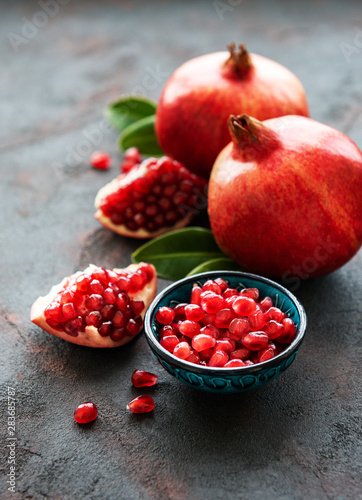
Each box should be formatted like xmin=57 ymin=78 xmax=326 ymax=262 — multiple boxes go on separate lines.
xmin=228 ymin=114 xmax=281 ymax=158
xmin=223 ymin=43 xmax=253 ymax=79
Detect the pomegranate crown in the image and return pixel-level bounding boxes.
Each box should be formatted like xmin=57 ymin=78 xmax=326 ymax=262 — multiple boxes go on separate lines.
xmin=223 ymin=43 xmax=253 ymax=78
xmin=228 ymin=114 xmax=281 ymax=156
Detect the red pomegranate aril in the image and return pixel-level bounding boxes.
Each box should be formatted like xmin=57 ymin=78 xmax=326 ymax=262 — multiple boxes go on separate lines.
xmin=85 ymin=311 xmax=102 ymax=327
xmin=173 ymin=341 xmax=192 ymax=359
xmin=259 ymin=296 xmax=273 ymax=312
xmin=187 ymin=351 xmax=201 ymax=364
xmin=101 ymin=304 xmax=116 ymax=320
xmin=122 ymin=147 xmax=142 ymax=173
xmin=214 ymin=308 xmax=235 ymax=328
xmin=202 ymin=280 xmax=222 ymax=294
xmin=230 ymin=346 xmax=251 ymax=361
xmin=173 ymin=303 xmax=187 ymax=320
xmin=62 ymin=302 xmax=77 ymax=320
xmin=184 ymin=304 xmax=205 ymax=322
xmin=200 ymin=291 xmax=225 ymax=314
xmin=116 ymin=276 xmax=131 ymax=292
xmin=214 ymin=278 xmax=229 ymax=292
xmin=191 ymin=284 xmax=202 ymax=305
xmin=242 ymin=331 xmax=269 ymax=350
xmin=224 ymin=359 xmax=246 ymax=367
xmin=263 ymin=320 xmax=284 ymax=339
xmin=116 ymin=292 xmax=129 ymax=310
xmin=215 ymin=338 xmax=235 ymax=353
xmin=130 ymin=300 xmax=145 ymax=315
xmin=191 ymin=333 xmax=216 ymax=352
xmin=132 ymin=369 xmax=158 ymax=388
xmin=204 ymin=313 xmax=216 ymax=325
xmin=200 ymin=324 xmax=220 ymax=338
xmin=89 ymin=280 xmax=105 ymax=295
xmin=229 ymin=318 xmax=249 ymax=339
xmin=278 ymin=317 xmax=296 ymax=344
xmin=126 ymin=318 xmax=141 ymax=336
xmin=110 ymin=327 xmax=126 ymax=341
xmin=160 ymin=334 xmax=179 ymax=352
xmin=199 ymin=347 xmax=214 ymax=362
xmin=90 ymin=151 xmax=111 ymax=170
xmin=74 ymin=402 xmax=98 ymax=424
xmin=103 ymin=288 xmax=117 ymax=304
xmin=127 ymin=394 xmax=154 ymax=414
xmin=248 ymin=307 xmax=266 ymax=330
xmin=208 ymin=350 xmax=229 ymax=367
xmin=112 ymin=310 xmax=126 ymax=327
xmin=232 ymin=296 xmax=257 ymax=316
xmin=222 ymin=288 xmax=239 ymax=299
xmin=98 ymin=321 xmax=114 ymax=337
xmin=129 ymin=273 xmax=145 ymax=292
xmin=86 ymin=294 xmax=104 ymax=311
xmin=178 ymin=320 xmax=200 ymax=337
xmin=257 ymin=343 xmax=277 ymax=363
xmin=156 ymin=306 xmax=176 ymax=325
xmin=264 ymin=307 xmax=284 ymax=323
xmin=240 ymin=288 xmax=260 ymax=300
xmin=76 ymin=274 xmax=92 ymax=292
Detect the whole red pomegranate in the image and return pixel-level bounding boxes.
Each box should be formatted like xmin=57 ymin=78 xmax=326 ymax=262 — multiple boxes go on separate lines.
xmin=208 ymin=114 xmax=362 ymax=284
xmin=155 ymin=43 xmax=309 ymax=178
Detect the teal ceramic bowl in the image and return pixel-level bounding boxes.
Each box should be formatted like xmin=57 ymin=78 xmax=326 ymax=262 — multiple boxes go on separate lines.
xmin=144 ymin=271 xmax=307 ymax=393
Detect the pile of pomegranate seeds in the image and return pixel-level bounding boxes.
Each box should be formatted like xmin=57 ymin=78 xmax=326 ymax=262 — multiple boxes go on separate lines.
xmin=121 ymin=147 xmax=143 ymax=173
xmin=155 ymin=278 xmax=296 ymax=367
xmin=90 ymin=151 xmax=111 ymax=170
xmin=99 ymin=156 xmax=206 ymax=233
xmin=74 ymin=402 xmax=98 ymax=424
xmin=44 ymin=263 xmax=154 ymax=341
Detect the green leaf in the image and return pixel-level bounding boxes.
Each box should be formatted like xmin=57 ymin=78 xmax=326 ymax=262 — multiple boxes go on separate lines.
xmin=105 ymin=95 xmax=157 ymax=132
xmin=118 ymin=115 xmax=164 ymax=156
xmin=186 ymin=258 xmax=242 ymax=277
xmin=132 ymin=227 xmax=225 ymax=280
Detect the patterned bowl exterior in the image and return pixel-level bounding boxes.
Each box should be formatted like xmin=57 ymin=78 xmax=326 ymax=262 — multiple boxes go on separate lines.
xmin=144 ymin=271 xmax=307 ymax=393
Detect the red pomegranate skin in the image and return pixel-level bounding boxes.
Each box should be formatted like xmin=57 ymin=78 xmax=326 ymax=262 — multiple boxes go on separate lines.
xmin=208 ymin=114 xmax=362 ymax=280
xmin=155 ymin=46 xmax=309 ymax=178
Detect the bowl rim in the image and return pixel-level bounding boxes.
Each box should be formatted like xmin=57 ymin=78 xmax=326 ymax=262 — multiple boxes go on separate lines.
xmin=144 ymin=271 xmax=307 ymax=375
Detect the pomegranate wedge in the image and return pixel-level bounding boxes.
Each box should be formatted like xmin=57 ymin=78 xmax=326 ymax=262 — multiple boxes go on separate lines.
xmin=31 ymin=263 xmax=157 ymax=347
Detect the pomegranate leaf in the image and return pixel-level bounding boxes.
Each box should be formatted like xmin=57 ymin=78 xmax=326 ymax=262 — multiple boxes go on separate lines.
xmin=105 ymin=95 xmax=157 ymax=132
xmin=132 ymin=227 xmax=225 ymax=280
xmin=119 ymin=115 xmax=164 ymax=156
xmin=186 ymin=258 xmax=242 ymax=277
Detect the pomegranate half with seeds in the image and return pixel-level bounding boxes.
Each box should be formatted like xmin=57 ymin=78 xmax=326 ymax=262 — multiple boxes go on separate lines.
xmin=95 ymin=156 xmax=206 ymax=239
xmin=30 ymin=263 xmax=157 ymax=347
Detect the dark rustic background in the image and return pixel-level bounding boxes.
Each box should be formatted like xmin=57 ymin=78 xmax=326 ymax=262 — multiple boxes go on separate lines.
xmin=1 ymin=1 xmax=361 ymax=499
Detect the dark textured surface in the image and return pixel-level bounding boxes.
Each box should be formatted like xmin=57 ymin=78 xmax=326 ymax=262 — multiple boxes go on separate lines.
xmin=1 ymin=1 xmax=361 ymax=499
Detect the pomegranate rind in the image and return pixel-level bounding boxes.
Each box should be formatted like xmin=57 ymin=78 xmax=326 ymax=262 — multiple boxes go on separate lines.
xmin=30 ymin=263 xmax=157 ymax=348
xmin=94 ymin=164 xmax=197 ymax=239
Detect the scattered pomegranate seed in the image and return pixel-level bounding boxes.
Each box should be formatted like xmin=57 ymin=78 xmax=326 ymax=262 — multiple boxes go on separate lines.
xmin=155 ymin=278 xmax=297 ymax=368
xmin=74 ymin=402 xmax=98 ymax=424
xmin=127 ymin=395 xmax=154 ymax=413
xmin=90 ymin=151 xmax=111 ymax=170
xmin=131 ymin=370 xmax=158 ymax=388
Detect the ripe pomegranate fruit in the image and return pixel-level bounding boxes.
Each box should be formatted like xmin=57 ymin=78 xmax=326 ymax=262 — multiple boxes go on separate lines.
xmin=208 ymin=114 xmax=362 ymax=280
xmin=154 ymin=278 xmax=296 ymax=367
xmin=95 ymin=156 xmax=206 ymax=239
xmin=155 ymin=43 xmax=309 ymax=178
xmin=30 ymin=263 xmax=157 ymax=347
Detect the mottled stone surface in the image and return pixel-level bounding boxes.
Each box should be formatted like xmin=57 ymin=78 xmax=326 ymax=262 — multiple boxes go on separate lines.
xmin=0 ymin=0 xmax=361 ymax=498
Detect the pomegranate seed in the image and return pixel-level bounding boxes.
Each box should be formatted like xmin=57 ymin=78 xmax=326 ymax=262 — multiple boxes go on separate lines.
xmin=130 ymin=300 xmax=145 ymax=315
xmin=160 ymin=334 xmax=179 ymax=352
xmin=200 ymin=324 xmax=220 ymax=338
xmin=173 ymin=341 xmax=192 ymax=359
xmin=208 ymin=350 xmax=229 ymax=367
xmin=74 ymin=402 xmax=98 ymax=424
xmin=200 ymin=291 xmax=225 ymax=314
xmin=232 ymin=296 xmax=257 ymax=316
xmin=131 ymin=370 xmax=158 ymax=388
xmin=112 ymin=310 xmax=126 ymax=327
xmin=126 ymin=318 xmax=141 ymax=336
xmin=199 ymin=347 xmax=214 ymax=363
xmin=90 ymin=151 xmax=111 ymax=170
xmin=85 ymin=311 xmax=102 ymax=327
xmin=103 ymin=287 xmax=117 ymax=304
xmin=257 ymin=344 xmax=276 ymax=363
xmin=186 ymin=351 xmax=201 ymax=364
xmin=214 ymin=278 xmax=228 ymax=292
xmin=263 ymin=320 xmax=284 ymax=339
xmin=264 ymin=307 xmax=284 ymax=323
xmin=76 ymin=274 xmax=92 ymax=292
xmin=222 ymin=288 xmax=239 ymax=299
xmin=184 ymin=304 xmax=205 ymax=322
xmin=98 ymin=321 xmax=114 ymax=337
xmin=215 ymin=338 xmax=235 ymax=353
xmin=214 ymin=308 xmax=235 ymax=328
xmin=230 ymin=347 xmax=251 ymax=361
xmin=122 ymin=147 xmax=142 ymax=171
xmin=111 ymin=327 xmax=126 ymax=341
xmin=191 ymin=284 xmax=202 ymax=305
xmin=173 ymin=303 xmax=187 ymax=320
xmin=89 ymin=280 xmax=105 ymax=295
xmin=278 ymin=318 xmax=296 ymax=344
xmin=62 ymin=303 xmax=77 ymax=319
xmin=229 ymin=318 xmax=249 ymax=339
xmin=248 ymin=307 xmax=266 ymax=330
xmin=239 ymin=288 xmax=259 ymax=300
xmin=86 ymin=294 xmax=104 ymax=311
xmin=204 ymin=313 xmax=216 ymax=325
xmin=156 ymin=306 xmax=176 ymax=325
xmin=259 ymin=296 xmax=273 ymax=312
xmin=191 ymin=333 xmax=216 ymax=352
xmin=202 ymin=280 xmax=222 ymax=294
xmin=178 ymin=320 xmax=200 ymax=337
xmin=127 ymin=395 xmax=154 ymax=414
xmin=224 ymin=359 xmax=246 ymax=367
xmin=242 ymin=331 xmax=269 ymax=351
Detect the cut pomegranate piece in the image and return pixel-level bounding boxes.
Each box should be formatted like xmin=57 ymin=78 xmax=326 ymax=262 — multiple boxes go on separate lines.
xmin=131 ymin=370 xmax=158 ymax=388
xmin=74 ymin=402 xmax=98 ymax=424
xmin=30 ymin=263 xmax=157 ymax=347
xmin=95 ymin=156 xmax=206 ymax=239
xmin=127 ymin=395 xmax=155 ymax=413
